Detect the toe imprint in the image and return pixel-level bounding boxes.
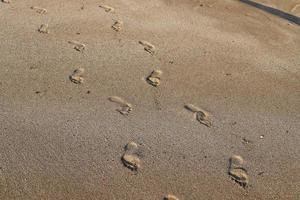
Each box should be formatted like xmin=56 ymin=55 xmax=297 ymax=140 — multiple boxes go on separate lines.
xmin=38 ymin=24 xmax=49 ymax=34
xmin=69 ymin=68 xmax=84 ymax=84
xmin=139 ymin=40 xmax=155 ymax=55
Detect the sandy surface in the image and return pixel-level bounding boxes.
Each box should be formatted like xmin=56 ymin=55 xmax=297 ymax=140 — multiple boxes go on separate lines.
xmin=255 ymin=0 xmax=300 ymax=16
xmin=0 ymin=0 xmax=300 ymax=199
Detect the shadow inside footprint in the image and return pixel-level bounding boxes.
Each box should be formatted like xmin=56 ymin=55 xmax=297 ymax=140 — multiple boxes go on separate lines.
xmin=146 ymin=70 xmax=162 ymax=87
xmin=139 ymin=40 xmax=155 ymax=55
xmin=1 ymin=0 xmax=10 ymax=4
xmin=38 ymin=24 xmax=49 ymax=34
xmin=31 ymin=6 xmax=47 ymax=14
xmin=99 ymin=5 xmax=115 ymax=13
xmin=121 ymin=142 xmax=141 ymax=171
xmin=185 ymin=104 xmax=212 ymax=127
xmin=164 ymin=194 xmax=179 ymax=200
xmin=228 ymin=155 xmax=249 ymax=188
xmin=68 ymin=41 xmax=86 ymax=52
xmin=111 ymin=20 xmax=123 ymax=32
xmin=108 ymin=96 xmax=132 ymax=115
xmin=69 ymin=68 xmax=84 ymax=84
xmin=196 ymin=111 xmax=212 ymax=127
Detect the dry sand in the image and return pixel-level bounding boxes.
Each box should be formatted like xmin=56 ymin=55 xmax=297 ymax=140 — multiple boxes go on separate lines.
xmin=255 ymin=0 xmax=300 ymax=16
xmin=0 ymin=0 xmax=300 ymax=199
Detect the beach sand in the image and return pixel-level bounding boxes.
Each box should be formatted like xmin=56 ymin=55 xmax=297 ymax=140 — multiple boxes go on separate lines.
xmin=255 ymin=0 xmax=300 ymax=16
xmin=0 ymin=0 xmax=299 ymax=199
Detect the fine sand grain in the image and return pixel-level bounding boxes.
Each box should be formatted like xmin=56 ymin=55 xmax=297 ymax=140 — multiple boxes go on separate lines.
xmin=0 ymin=0 xmax=299 ymax=199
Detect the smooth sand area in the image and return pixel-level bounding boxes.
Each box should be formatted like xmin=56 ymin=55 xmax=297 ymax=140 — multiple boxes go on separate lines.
xmin=0 ymin=0 xmax=299 ymax=199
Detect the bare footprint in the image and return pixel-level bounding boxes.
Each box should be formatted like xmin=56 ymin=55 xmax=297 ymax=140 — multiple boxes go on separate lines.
xmin=111 ymin=20 xmax=123 ymax=32
xmin=185 ymin=104 xmax=212 ymax=127
xmin=99 ymin=5 xmax=115 ymax=13
xmin=164 ymin=194 xmax=179 ymax=200
xmin=31 ymin=6 xmax=47 ymax=14
xmin=68 ymin=40 xmax=86 ymax=52
xmin=121 ymin=141 xmax=140 ymax=171
xmin=69 ymin=68 xmax=84 ymax=84
xmin=1 ymin=0 xmax=10 ymax=3
xmin=228 ymin=155 xmax=249 ymax=188
xmin=146 ymin=70 xmax=162 ymax=87
xmin=108 ymin=96 xmax=132 ymax=115
xmin=38 ymin=24 xmax=49 ymax=34
xmin=139 ymin=40 xmax=155 ymax=55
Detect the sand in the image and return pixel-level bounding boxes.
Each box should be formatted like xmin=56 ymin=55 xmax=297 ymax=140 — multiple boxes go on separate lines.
xmin=255 ymin=0 xmax=300 ymax=16
xmin=0 ymin=0 xmax=299 ymax=199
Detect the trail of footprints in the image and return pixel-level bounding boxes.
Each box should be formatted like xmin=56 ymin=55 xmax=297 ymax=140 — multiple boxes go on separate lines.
xmin=5 ymin=2 xmax=254 ymax=198
xmin=99 ymin=5 xmax=123 ymax=32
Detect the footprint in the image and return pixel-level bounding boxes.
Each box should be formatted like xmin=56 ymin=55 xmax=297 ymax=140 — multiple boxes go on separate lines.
xmin=164 ymin=195 xmax=179 ymax=200
xmin=121 ymin=142 xmax=141 ymax=171
xmin=139 ymin=40 xmax=155 ymax=55
xmin=38 ymin=24 xmax=49 ymax=34
xmin=31 ymin=6 xmax=47 ymax=14
xmin=69 ymin=68 xmax=84 ymax=84
xmin=228 ymin=155 xmax=249 ymax=188
xmin=108 ymin=96 xmax=132 ymax=115
xmin=99 ymin=5 xmax=115 ymax=13
xmin=146 ymin=70 xmax=162 ymax=87
xmin=184 ymin=104 xmax=212 ymax=127
xmin=68 ymin=40 xmax=86 ymax=52
xmin=1 ymin=0 xmax=10 ymax=3
xmin=111 ymin=20 xmax=123 ymax=32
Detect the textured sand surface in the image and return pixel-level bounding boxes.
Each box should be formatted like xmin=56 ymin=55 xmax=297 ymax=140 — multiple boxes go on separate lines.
xmin=0 ymin=0 xmax=300 ymax=199
xmin=255 ymin=0 xmax=300 ymax=16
